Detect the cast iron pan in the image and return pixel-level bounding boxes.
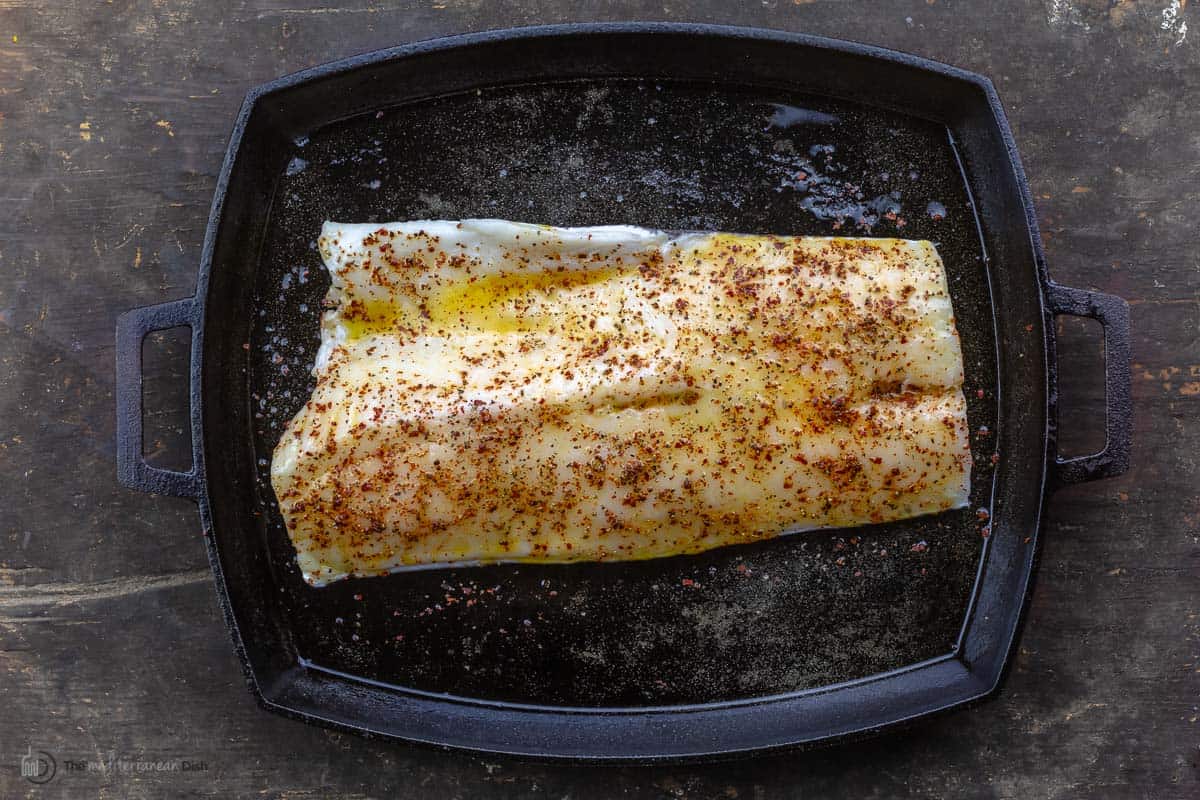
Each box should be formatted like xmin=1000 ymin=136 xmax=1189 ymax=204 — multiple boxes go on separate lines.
xmin=115 ymin=24 xmax=1132 ymax=760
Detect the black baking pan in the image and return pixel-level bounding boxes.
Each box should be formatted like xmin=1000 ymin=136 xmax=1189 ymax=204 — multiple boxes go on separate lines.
xmin=115 ymin=24 xmax=1132 ymax=760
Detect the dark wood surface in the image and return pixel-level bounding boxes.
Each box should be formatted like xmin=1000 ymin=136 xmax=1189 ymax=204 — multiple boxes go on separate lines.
xmin=2 ymin=1 xmax=1196 ymax=797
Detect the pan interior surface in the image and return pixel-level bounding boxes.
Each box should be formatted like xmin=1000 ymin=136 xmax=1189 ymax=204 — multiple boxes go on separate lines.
xmin=248 ymin=78 xmax=998 ymax=708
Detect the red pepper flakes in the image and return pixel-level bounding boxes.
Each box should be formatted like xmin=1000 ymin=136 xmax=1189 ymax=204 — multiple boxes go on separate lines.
xmin=910 ymin=540 xmax=928 ymax=553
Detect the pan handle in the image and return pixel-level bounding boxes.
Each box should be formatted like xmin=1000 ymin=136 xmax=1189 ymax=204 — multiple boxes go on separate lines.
xmin=1045 ymin=283 xmax=1132 ymax=486
xmin=116 ymin=297 xmax=201 ymax=500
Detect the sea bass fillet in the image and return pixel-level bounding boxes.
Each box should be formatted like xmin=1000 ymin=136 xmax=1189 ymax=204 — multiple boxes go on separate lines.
xmin=271 ymin=219 xmax=971 ymax=585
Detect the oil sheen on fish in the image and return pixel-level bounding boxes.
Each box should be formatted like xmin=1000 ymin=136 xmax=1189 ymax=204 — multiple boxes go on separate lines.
xmin=271 ymin=219 xmax=971 ymax=586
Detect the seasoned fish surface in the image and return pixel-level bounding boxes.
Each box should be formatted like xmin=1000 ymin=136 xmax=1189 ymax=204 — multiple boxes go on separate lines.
xmin=271 ymin=219 xmax=971 ymax=585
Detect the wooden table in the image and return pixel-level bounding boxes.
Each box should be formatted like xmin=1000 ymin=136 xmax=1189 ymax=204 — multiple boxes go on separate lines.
xmin=2 ymin=2 xmax=1196 ymax=797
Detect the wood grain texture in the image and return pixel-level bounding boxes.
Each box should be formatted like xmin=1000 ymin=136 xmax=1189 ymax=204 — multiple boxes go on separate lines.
xmin=0 ymin=1 xmax=1196 ymax=797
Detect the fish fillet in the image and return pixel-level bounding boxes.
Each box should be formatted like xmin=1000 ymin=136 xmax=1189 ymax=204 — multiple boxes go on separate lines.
xmin=271 ymin=219 xmax=971 ymax=585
